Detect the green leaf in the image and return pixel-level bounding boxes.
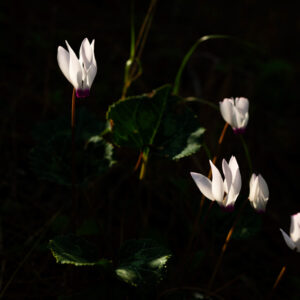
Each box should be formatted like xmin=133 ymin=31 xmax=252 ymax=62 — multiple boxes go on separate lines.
xmin=76 ymin=218 xmax=100 ymax=236
xmin=115 ymin=239 xmax=172 ymax=288
xmin=107 ymin=85 xmax=171 ymax=149
xmin=232 ymin=206 xmax=262 ymax=240
xmin=107 ymin=85 xmax=205 ymax=160
xmin=30 ymin=108 xmax=115 ymax=186
xmin=48 ymin=234 xmax=111 ymax=267
xmin=153 ymin=95 xmax=205 ymax=160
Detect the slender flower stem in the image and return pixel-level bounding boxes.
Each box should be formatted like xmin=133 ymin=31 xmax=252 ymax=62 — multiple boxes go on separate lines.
xmin=267 ymin=265 xmax=287 ymax=299
xmin=134 ymin=151 xmax=143 ymax=171
xmin=139 ymin=148 xmax=149 ymax=180
xmin=239 ymin=134 xmax=252 ymax=174
xmin=71 ymin=88 xmax=76 ymax=210
xmin=186 ymin=122 xmax=229 ymax=252
xmin=208 ymin=198 xmax=248 ymax=291
xmin=121 ymin=0 xmax=158 ymax=99
xmin=273 ymin=265 xmax=286 ymax=289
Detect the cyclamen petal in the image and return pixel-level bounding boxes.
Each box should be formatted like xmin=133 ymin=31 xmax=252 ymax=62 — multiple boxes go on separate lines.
xmin=190 ymin=172 xmax=214 ymax=201
xmin=80 ymin=38 xmax=94 ymax=70
xmin=280 ymin=229 xmax=297 ymax=251
xmin=219 ymin=97 xmax=249 ymax=132
xmin=209 ymin=160 xmax=225 ymax=203
xmin=57 ymin=46 xmax=71 ymax=83
xmin=57 ymin=38 xmax=97 ymax=97
xmin=290 ymin=213 xmax=300 ymax=250
xmin=222 ymin=159 xmax=232 ymax=194
xmin=280 ymin=213 xmax=300 ymax=252
xmin=219 ymin=99 xmax=234 ymax=125
xmin=65 ymin=40 xmax=82 ymax=90
xmin=248 ymin=173 xmax=269 ymax=212
xmin=190 ymin=157 xmax=241 ymax=210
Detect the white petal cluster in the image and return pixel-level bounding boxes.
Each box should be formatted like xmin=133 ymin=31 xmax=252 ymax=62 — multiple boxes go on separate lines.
xmin=280 ymin=213 xmax=300 ymax=252
xmin=191 ymin=156 xmax=241 ymax=210
xmin=219 ymin=98 xmax=249 ymax=133
xmin=248 ymin=174 xmax=269 ymax=212
xmin=57 ymin=38 xmax=97 ymax=98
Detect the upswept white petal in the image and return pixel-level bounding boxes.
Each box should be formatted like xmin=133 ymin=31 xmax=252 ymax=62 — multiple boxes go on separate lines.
xmin=257 ymin=175 xmax=269 ymax=200
xmin=229 ymin=156 xmax=241 ymax=194
xmin=80 ymin=39 xmax=97 ymax=89
xmin=248 ymin=173 xmax=268 ymax=212
xmin=290 ymin=213 xmax=300 ymax=246
xmin=242 ymin=112 xmax=249 ymax=128
xmin=80 ymin=38 xmax=93 ymax=70
xmin=248 ymin=174 xmax=258 ymax=201
xmin=87 ymin=62 xmax=97 ymax=87
xmin=226 ymin=186 xmax=239 ymax=207
xmin=219 ymin=99 xmax=234 ymax=125
xmin=235 ymin=97 xmax=249 ymax=115
xmin=57 ymin=46 xmax=71 ymax=82
xmin=233 ymin=107 xmax=245 ymax=129
xmin=209 ymin=160 xmax=224 ymax=203
xmin=220 ymin=97 xmax=249 ymax=130
xmin=65 ymin=40 xmax=82 ymax=89
xmin=280 ymin=229 xmax=297 ymax=251
xmin=91 ymin=39 xmax=97 ymax=67
xmin=190 ymin=172 xmax=214 ymax=201
xmin=222 ymin=159 xmax=232 ymax=194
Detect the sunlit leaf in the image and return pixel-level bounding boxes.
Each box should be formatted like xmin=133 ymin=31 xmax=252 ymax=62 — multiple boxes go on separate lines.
xmin=107 ymin=85 xmax=205 ymax=160
xmin=115 ymin=239 xmax=172 ymax=288
xmin=153 ymin=95 xmax=205 ymax=160
xmin=107 ymin=85 xmax=170 ymax=149
xmin=49 ymin=234 xmax=111 ymax=267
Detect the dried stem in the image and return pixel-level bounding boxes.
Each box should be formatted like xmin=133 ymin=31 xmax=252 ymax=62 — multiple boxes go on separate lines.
xmin=208 ymin=198 xmax=248 ymax=291
xmin=267 ymin=265 xmax=287 ymax=299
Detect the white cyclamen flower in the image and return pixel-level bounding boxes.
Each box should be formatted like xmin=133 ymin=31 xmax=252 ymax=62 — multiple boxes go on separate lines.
xmin=219 ymin=97 xmax=249 ymax=133
xmin=57 ymin=38 xmax=97 ymax=98
xmin=248 ymin=173 xmax=269 ymax=212
xmin=280 ymin=213 xmax=300 ymax=252
xmin=190 ymin=156 xmax=241 ymax=210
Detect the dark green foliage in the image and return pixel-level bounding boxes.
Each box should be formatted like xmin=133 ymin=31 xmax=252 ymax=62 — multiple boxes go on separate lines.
xmin=107 ymin=85 xmax=171 ymax=149
xmin=115 ymin=239 xmax=172 ymax=288
xmin=153 ymin=95 xmax=205 ymax=160
xmin=48 ymin=234 xmax=111 ymax=267
xmin=107 ymin=85 xmax=205 ymax=160
xmin=206 ymin=203 xmax=262 ymax=240
xmin=30 ymin=108 xmax=115 ymax=186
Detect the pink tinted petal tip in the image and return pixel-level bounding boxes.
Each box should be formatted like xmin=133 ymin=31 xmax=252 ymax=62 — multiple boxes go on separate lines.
xmin=255 ymin=208 xmax=266 ymax=214
xmin=233 ymin=128 xmax=246 ymax=135
xmin=220 ymin=204 xmax=235 ymax=212
xmin=76 ymin=89 xmax=90 ymax=98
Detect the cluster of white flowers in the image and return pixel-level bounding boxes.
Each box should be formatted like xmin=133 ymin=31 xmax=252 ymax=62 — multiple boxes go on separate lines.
xmin=56 ymin=38 xmax=298 ymax=253
xmin=191 ymin=96 xmax=298 ymax=252
xmin=191 ymin=157 xmax=269 ymax=212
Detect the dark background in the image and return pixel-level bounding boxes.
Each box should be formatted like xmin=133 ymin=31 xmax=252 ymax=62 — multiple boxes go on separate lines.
xmin=1 ymin=0 xmax=299 ymax=299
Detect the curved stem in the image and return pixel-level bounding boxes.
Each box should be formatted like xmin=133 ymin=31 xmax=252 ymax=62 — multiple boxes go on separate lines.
xmin=173 ymin=35 xmax=233 ymax=95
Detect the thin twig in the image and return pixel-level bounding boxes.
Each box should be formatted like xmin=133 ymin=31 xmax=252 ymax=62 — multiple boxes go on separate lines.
xmin=208 ymin=198 xmax=248 ymax=291
xmin=267 ymin=265 xmax=287 ymax=299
